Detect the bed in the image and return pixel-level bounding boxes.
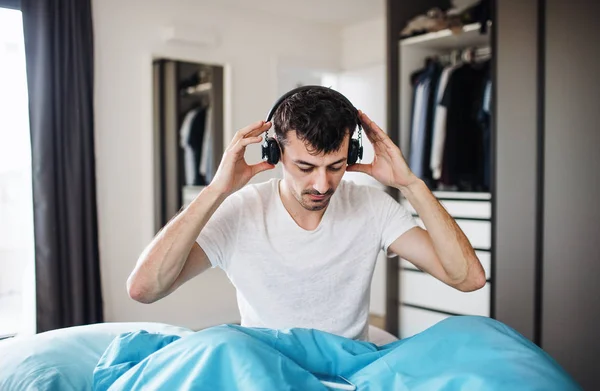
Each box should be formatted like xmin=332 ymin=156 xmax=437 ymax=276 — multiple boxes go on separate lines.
xmin=0 ymin=317 xmax=581 ymax=390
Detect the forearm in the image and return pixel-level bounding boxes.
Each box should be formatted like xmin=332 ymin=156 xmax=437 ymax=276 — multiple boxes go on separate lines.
xmin=127 ymin=185 xmax=227 ymax=301
xmin=398 ymin=178 xmax=483 ymax=287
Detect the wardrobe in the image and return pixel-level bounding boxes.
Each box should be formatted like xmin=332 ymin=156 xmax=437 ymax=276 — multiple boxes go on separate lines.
xmin=397 ymin=21 xmax=493 ymax=339
xmin=152 ymin=60 xmax=225 ymax=232
xmin=386 ymin=1 xmax=600 ymax=389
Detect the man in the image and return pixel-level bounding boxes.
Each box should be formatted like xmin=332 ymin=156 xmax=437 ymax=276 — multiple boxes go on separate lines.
xmin=127 ymin=87 xmax=485 ymax=341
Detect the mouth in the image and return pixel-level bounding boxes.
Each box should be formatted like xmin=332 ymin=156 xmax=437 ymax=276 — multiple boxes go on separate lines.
xmin=308 ymin=194 xmax=329 ymax=202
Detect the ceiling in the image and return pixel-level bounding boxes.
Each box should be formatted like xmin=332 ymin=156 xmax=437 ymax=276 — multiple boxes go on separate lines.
xmin=215 ymin=0 xmax=385 ymax=27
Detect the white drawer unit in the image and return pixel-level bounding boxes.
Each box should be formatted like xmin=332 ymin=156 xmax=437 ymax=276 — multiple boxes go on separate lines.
xmin=404 ymin=199 xmax=492 ymax=220
xmin=432 ymin=191 xmax=491 ymax=201
xmin=400 ymin=305 xmax=452 ymax=339
xmin=400 ymin=250 xmax=492 ymax=279
xmin=412 ymin=217 xmax=491 ymax=250
xmin=441 ymin=200 xmax=492 ymax=219
xmin=400 ymin=271 xmax=491 ymax=316
xmin=398 ymin=192 xmax=494 ymax=338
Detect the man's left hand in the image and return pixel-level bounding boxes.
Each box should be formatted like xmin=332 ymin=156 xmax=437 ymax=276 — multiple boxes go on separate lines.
xmin=347 ymin=110 xmax=419 ymax=189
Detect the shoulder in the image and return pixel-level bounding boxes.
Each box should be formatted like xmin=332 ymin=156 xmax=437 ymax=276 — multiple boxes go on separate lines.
xmin=228 ymin=178 xmax=277 ymax=206
xmin=241 ymin=178 xmax=277 ymax=196
xmin=334 ymin=180 xmax=408 ymax=228
xmin=336 ymin=179 xmax=392 ymax=205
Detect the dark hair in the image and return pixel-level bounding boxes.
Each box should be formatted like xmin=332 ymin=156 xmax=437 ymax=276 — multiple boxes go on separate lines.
xmin=273 ymin=88 xmax=358 ymax=155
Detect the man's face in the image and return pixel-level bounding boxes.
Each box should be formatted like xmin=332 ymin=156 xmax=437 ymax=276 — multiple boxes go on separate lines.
xmin=279 ymin=131 xmax=349 ymax=211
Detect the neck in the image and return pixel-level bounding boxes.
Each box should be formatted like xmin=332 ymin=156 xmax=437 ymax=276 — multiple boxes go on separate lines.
xmin=279 ymin=179 xmax=327 ymax=231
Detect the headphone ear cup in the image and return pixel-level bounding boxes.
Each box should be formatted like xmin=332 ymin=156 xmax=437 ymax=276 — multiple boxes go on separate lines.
xmin=266 ymin=138 xmax=280 ymax=165
xmin=348 ymin=138 xmax=360 ymax=166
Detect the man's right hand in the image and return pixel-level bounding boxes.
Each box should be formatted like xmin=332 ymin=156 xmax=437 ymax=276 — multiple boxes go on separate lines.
xmin=209 ymin=120 xmax=275 ymax=197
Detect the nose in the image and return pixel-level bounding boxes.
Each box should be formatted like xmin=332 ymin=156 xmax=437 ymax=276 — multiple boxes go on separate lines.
xmin=312 ymin=169 xmax=330 ymax=194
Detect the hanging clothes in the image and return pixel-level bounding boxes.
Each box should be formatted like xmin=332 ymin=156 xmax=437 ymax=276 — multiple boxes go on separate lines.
xmin=421 ymin=61 xmax=443 ymax=186
xmin=409 ymin=79 xmax=429 ymax=178
xmin=408 ymin=54 xmax=492 ymax=193
xmin=199 ymin=104 xmax=214 ymax=184
xmin=179 ymin=106 xmax=207 ymax=186
xmin=408 ymin=59 xmax=442 ymax=183
xmin=439 ymin=59 xmax=490 ymax=191
xmin=478 ymin=66 xmax=492 ymax=191
xmin=430 ymin=64 xmax=459 ymax=181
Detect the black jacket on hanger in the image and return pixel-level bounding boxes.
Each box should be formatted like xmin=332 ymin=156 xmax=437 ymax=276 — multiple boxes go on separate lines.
xmin=440 ymin=60 xmax=490 ymax=191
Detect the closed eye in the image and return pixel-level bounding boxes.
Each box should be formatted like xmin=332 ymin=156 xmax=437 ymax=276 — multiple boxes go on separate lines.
xmin=295 ymin=158 xmax=346 ymax=173
xmin=298 ymin=165 xmax=343 ymax=173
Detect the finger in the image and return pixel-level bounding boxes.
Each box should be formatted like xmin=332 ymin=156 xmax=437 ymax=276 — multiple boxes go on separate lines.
xmin=363 ymin=130 xmax=387 ymax=155
xmin=358 ymin=112 xmax=386 ymax=150
xmin=232 ymin=135 xmax=263 ymax=153
xmin=358 ymin=110 xmax=386 ymax=141
xmin=245 ymin=121 xmax=272 ymax=139
xmin=360 ymin=120 xmax=379 ymax=144
xmin=250 ymin=161 xmax=275 ymax=176
xmin=234 ymin=120 xmax=271 ymax=142
xmin=240 ymin=135 xmax=264 ymax=147
xmin=346 ymin=163 xmax=372 ymax=176
xmin=358 ymin=119 xmax=386 ymax=155
xmin=235 ymin=120 xmax=264 ymax=139
xmin=358 ymin=110 xmax=399 ymax=151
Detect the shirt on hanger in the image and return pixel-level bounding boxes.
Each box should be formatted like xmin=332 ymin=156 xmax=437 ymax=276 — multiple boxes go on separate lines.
xmin=440 ymin=60 xmax=490 ymax=191
xmin=409 ymin=79 xmax=430 ymax=178
xmin=409 ymin=60 xmax=442 ymax=181
xmin=430 ymin=64 xmax=458 ymax=180
xmin=199 ymin=105 xmax=214 ymax=184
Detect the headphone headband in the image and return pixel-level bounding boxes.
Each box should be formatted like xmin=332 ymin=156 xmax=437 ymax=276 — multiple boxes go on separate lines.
xmin=265 ymin=85 xmax=361 ymax=129
xmin=262 ymin=85 xmax=363 ymax=165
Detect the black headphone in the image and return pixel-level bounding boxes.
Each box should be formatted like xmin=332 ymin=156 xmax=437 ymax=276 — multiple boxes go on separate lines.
xmin=261 ymin=85 xmax=363 ymax=166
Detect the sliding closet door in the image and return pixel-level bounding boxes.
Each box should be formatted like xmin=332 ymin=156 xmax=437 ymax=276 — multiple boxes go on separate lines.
xmin=543 ymin=1 xmax=600 ymax=389
xmin=494 ymin=0 xmax=539 ymax=341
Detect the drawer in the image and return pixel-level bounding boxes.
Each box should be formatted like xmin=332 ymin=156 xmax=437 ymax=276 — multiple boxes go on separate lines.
xmin=432 ymin=191 xmax=491 ymax=200
xmin=400 ymin=250 xmax=491 ymax=279
xmin=413 ymin=217 xmax=491 ymax=250
xmin=400 ymin=305 xmax=451 ymax=339
xmin=403 ymin=199 xmax=491 ymax=220
xmin=399 ymin=271 xmax=490 ymax=316
xmin=440 ymin=200 xmax=491 ymax=219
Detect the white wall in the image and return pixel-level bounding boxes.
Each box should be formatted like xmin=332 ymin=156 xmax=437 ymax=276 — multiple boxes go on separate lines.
xmin=336 ymin=16 xmax=388 ymax=316
xmin=341 ymin=17 xmax=386 ymax=70
xmin=92 ymin=0 xmax=341 ymax=330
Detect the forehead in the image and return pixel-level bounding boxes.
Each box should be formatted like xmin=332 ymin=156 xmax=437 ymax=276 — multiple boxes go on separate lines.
xmin=284 ymin=131 xmax=349 ymax=164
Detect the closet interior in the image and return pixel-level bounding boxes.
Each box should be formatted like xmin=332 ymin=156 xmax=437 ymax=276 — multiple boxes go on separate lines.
xmin=153 ymin=59 xmax=225 ymax=232
xmin=396 ymin=22 xmax=494 ymax=339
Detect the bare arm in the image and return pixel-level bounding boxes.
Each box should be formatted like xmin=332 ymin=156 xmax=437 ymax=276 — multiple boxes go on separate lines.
xmin=389 ymin=179 xmax=486 ymax=292
xmin=127 ymin=188 xmax=226 ymax=303
xmin=127 ymin=120 xmax=275 ymax=303
xmin=347 ymin=110 xmax=485 ymax=292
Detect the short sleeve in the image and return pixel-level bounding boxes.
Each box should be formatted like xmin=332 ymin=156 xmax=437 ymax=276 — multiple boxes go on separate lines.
xmin=196 ymin=193 xmax=241 ymax=270
xmin=367 ymin=187 xmax=417 ymax=254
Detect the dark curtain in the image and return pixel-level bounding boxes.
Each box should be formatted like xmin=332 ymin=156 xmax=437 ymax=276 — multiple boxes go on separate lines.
xmin=21 ymin=0 xmax=103 ymax=332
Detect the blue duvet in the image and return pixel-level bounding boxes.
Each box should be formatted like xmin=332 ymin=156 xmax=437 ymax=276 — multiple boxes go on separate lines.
xmin=93 ymin=316 xmax=580 ymax=390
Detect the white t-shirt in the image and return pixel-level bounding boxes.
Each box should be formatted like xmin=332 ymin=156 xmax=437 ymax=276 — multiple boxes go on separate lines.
xmin=197 ymin=178 xmax=416 ymax=340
